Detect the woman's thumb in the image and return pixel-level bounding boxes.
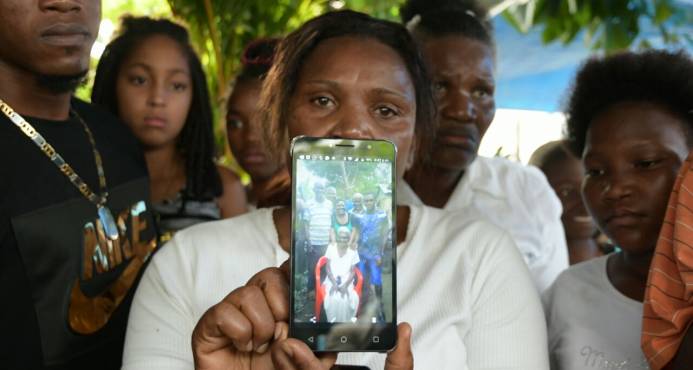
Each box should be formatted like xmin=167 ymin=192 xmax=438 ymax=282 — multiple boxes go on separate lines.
xmin=384 ymin=322 xmax=413 ymax=370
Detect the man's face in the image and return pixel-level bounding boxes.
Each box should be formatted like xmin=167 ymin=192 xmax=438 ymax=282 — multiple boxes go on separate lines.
xmin=0 ymin=0 xmax=101 ymax=79
xmin=353 ymin=194 xmax=363 ymax=209
xmin=364 ymin=194 xmax=376 ymax=212
xmin=313 ymin=184 xmax=324 ymax=201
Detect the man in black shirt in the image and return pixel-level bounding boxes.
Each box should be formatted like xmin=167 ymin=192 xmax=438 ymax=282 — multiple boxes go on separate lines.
xmin=0 ymin=1 xmax=158 ymax=369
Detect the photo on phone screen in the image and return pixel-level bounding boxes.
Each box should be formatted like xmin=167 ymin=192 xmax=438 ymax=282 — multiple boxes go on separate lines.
xmin=290 ymin=137 xmax=397 ymax=352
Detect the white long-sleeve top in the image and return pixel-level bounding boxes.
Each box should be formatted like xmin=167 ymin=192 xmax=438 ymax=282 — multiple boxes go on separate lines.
xmin=122 ymin=205 xmax=549 ymax=370
xmin=398 ymin=156 xmax=569 ymax=292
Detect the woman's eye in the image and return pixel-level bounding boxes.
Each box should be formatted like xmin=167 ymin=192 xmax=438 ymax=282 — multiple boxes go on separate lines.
xmin=635 ymin=159 xmax=661 ymax=169
xmin=227 ymin=118 xmax=244 ymax=129
xmin=375 ymin=106 xmax=398 ymax=118
xmin=172 ymin=82 xmax=188 ymax=92
xmin=311 ymin=96 xmax=335 ymax=108
xmin=129 ymin=76 xmax=146 ymax=86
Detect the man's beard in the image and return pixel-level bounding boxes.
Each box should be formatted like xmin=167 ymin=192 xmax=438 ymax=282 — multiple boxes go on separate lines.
xmin=36 ymin=70 xmax=88 ymax=94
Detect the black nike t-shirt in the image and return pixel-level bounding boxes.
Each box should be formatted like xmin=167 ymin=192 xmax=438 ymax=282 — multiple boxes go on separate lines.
xmin=0 ymin=99 xmax=159 ymax=370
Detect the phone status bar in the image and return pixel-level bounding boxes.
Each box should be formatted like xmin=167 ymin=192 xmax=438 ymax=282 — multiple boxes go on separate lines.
xmin=298 ymin=155 xmax=389 ymax=163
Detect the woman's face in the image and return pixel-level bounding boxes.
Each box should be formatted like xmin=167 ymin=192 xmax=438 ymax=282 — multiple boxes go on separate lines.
xmin=227 ymin=79 xmax=280 ymax=181
xmin=544 ymin=155 xmax=597 ymax=240
xmin=582 ymin=101 xmax=689 ymax=255
xmin=287 ymin=36 xmax=417 ymax=180
xmin=116 ymin=34 xmax=192 ymax=149
xmin=336 ymin=201 xmax=346 ymax=215
xmin=422 ymin=35 xmax=495 ymax=172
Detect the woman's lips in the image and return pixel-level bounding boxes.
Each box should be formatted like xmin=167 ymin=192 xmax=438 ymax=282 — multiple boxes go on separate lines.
xmin=144 ymin=117 xmax=166 ymax=128
xmin=242 ymin=153 xmax=266 ymax=165
xmin=605 ymin=210 xmax=645 ymax=227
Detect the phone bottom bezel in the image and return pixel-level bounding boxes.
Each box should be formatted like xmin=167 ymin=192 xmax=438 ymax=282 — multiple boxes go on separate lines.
xmin=290 ymin=323 xmax=397 ymax=352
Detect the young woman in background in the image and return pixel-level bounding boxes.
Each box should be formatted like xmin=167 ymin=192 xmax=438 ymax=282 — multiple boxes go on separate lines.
xmin=226 ymin=38 xmax=290 ymax=209
xmin=92 ymin=17 xmax=247 ymax=240
xmin=543 ymin=49 xmax=693 ymax=370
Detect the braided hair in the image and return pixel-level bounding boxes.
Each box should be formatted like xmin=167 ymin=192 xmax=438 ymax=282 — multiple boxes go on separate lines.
xmin=236 ymin=38 xmax=279 ymax=83
xmin=92 ymin=16 xmax=222 ymax=200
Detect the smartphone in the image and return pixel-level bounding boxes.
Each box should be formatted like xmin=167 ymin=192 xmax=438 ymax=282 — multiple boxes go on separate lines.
xmin=289 ymin=136 xmax=397 ymax=352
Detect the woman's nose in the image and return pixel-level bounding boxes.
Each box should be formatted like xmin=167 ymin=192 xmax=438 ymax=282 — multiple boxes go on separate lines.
xmin=146 ymin=84 xmax=166 ymax=107
xmin=601 ymin=174 xmax=635 ymax=202
xmin=329 ymin=106 xmax=374 ymax=140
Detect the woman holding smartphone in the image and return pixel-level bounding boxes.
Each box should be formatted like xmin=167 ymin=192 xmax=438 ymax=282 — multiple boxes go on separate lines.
xmin=226 ymin=38 xmax=291 ymax=209
xmin=122 ymin=10 xmax=547 ymax=370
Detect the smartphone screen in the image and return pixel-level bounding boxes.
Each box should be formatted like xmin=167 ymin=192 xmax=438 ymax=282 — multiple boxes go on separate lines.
xmin=290 ymin=137 xmax=397 ymax=352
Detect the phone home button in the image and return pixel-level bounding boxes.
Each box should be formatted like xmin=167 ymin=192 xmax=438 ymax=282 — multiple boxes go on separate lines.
xmin=372 ymin=336 xmax=380 ymax=343
xmin=340 ymin=336 xmax=348 ymax=344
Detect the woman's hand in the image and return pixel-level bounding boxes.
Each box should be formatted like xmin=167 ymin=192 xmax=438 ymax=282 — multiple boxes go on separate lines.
xmin=191 ymin=267 xmax=289 ymax=370
xmin=271 ymin=323 xmax=414 ymax=370
xmin=191 ymin=263 xmax=414 ymax=370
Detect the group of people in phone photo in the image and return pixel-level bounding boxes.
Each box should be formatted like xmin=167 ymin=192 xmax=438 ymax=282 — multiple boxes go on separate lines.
xmin=1 ymin=0 xmax=693 ymax=369
xmin=294 ymin=161 xmax=394 ymax=325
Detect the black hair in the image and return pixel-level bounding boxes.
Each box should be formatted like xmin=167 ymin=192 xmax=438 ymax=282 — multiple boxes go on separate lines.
xmin=236 ymin=38 xmax=280 ymax=83
xmin=528 ymin=140 xmax=576 ymax=172
xmin=565 ymin=49 xmax=693 ymax=156
xmin=400 ymin=0 xmax=495 ymax=50
xmin=91 ymin=16 xmax=222 ymax=200
xmin=259 ymin=10 xmax=436 ymax=163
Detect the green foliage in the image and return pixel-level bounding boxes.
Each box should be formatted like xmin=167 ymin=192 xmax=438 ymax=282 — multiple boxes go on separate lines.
xmin=297 ymin=160 xmax=393 ymax=203
xmin=502 ymin=0 xmax=692 ymax=53
xmin=166 ymin=0 xmax=325 ymax=102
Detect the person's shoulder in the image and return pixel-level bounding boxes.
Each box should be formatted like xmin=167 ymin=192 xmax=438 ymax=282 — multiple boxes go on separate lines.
xmin=73 ymin=98 xmax=147 ymax=183
xmin=544 ymin=255 xmax=608 ymax=300
xmin=478 ymin=156 xmax=561 ymax=216
xmin=73 ymin=98 xmax=140 ymax=151
xmin=413 ymin=205 xmax=516 ymax=255
xmin=153 ymin=208 xmax=277 ymax=269
xmin=216 ymin=164 xmax=242 ymax=186
xmin=178 ymin=208 xmax=273 ymax=244
xmin=215 ymin=164 xmax=247 ymax=215
xmin=557 ymin=255 xmax=607 ymax=282
xmin=542 ymin=255 xmax=609 ymax=326
xmin=73 ymin=98 xmax=126 ymax=132
xmin=477 ymin=155 xmax=548 ymax=187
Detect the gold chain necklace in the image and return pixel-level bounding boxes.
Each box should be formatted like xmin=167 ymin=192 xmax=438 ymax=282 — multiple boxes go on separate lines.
xmin=0 ymin=98 xmax=119 ymax=240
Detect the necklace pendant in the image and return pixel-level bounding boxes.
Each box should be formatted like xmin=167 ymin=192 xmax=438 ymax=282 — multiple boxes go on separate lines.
xmin=98 ymin=205 xmax=119 ymax=241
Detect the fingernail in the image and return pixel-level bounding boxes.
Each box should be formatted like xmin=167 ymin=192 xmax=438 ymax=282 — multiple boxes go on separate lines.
xmin=256 ymin=342 xmax=269 ymax=354
xmin=244 ymin=340 xmax=253 ymax=352
xmin=274 ymin=324 xmax=283 ymax=340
